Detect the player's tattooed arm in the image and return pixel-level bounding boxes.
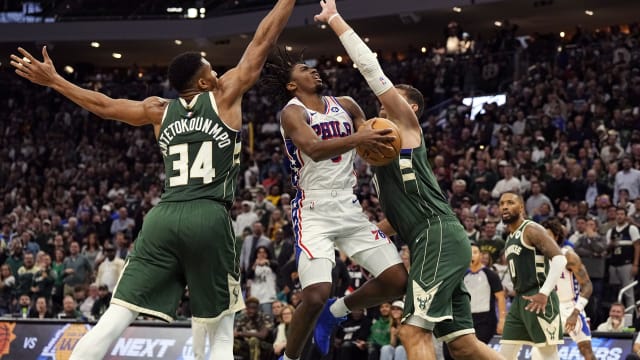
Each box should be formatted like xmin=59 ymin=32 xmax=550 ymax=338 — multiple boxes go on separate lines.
xmin=524 ymin=223 xmax=563 ymax=259
xmin=565 ymin=250 xmax=593 ymax=299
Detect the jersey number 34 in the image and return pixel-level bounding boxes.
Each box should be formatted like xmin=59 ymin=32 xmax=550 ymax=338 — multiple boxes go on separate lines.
xmin=169 ymin=141 xmax=215 ymax=186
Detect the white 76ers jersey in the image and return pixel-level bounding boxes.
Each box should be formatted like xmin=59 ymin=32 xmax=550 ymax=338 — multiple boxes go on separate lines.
xmin=556 ymin=245 xmax=580 ymax=303
xmin=280 ymin=96 xmax=357 ymax=190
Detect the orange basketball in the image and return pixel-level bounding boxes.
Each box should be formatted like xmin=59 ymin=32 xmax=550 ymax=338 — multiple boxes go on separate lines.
xmin=356 ymin=117 xmax=402 ymax=166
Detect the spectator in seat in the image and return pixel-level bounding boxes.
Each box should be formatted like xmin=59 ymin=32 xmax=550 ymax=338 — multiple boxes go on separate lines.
xmin=477 ymin=221 xmax=505 ymax=263
xmin=596 ymin=302 xmax=626 ymax=332
xmin=95 ymin=243 xmax=125 ymax=292
xmin=28 ymin=296 xmax=53 ymax=319
xmin=273 ymin=304 xmax=295 ymax=357
xmin=57 ymin=295 xmax=84 ymax=320
xmin=491 ymin=161 xmax=521 ymax=199
xmin=577 ymin=169 xmax=611 ymax=210
xmin=91 ymin=285 xmax=112 ymax=320
xmin=246 ymin=246 xmax=278 ymax=316
xmin=367 ymin=301 xmax=392 ymax=360
xmin=334 ymin=308 xmax=371 ymax=360
xmin=0 ymin=264 xmax=16 ymax=316
xmin=233 ymin=296 xmax=274 ymax=360
xmin=380 ymin=300 xmax=407 ymax=360
xmin=240 ymin=222 xmax=272 ymax=279
xmin=109 ymin=207 xmax=135 ymax=237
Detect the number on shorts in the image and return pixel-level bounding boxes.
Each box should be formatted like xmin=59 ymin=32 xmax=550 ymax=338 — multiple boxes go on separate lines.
xmin=169 ymin=141 xmax=215 ymax=186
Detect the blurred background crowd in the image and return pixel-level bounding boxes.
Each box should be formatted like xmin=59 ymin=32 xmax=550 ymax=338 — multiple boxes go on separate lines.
xmin=1 ymin=19 xmax=640 ymax=360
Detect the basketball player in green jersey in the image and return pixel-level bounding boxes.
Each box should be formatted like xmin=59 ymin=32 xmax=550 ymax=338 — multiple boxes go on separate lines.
xmin=10 ymin=1 xmax=296 ymax=359
xmin=499 ymin=192 xmax=566 ymax=360
xmin=316 ymin=1 xmax=504 ymax=359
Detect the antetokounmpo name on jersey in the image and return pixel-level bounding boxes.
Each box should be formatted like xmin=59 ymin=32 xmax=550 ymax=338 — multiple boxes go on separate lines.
xmin=311 ymin=121 xmax=352 ymax=140
xmin=159 ymin=117 xmax=232 ymax=155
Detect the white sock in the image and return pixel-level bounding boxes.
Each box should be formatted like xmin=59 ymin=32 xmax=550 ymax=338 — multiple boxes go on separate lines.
xmin=329 ymin=297 xmax=350 ymax=317
xmin=69 ymin=304 xmax=138 ymax=360
xmin=208 ymin=313 xmax=235 ymax=360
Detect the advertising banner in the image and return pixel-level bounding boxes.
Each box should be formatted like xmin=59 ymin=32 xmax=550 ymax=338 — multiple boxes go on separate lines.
xmin=0 ymin=320 xmax=634 ymax=360
xmin=488 ymin=335 xmax=633 ymax=360
xmin=0 ymin=321 xmax=207 ymax=360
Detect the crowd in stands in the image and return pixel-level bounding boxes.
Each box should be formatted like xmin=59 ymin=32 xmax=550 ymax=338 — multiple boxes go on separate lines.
xmin=0 ymin=20 xmax=639 ymax=360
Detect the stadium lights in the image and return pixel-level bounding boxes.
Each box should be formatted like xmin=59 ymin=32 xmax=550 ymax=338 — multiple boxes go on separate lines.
xmin=174 ymin=40 xmax=183 ymax=45
xmin=187 ymin=8 xmax=198 ymax=18
xmin=90 ymin=42 xmax=100 ymax=48
xmin=336 ymin=56 xmax=343 ymax=63
xmin=285 ymin=46 xmax=293 ymax=51
xmin=560 ymin=31 xmax=565 ymax=38
xmin=453 ymin=6 xmax=462 ymax=13
xmin=585 ymin=10 xmax=594 ymax=16
xmin=200 ymin=51 xmax=207 ymax=57
xmin=421 ymin=46 xmax=427 ymax=53
xmin=364 ymin=37 xmax=370 ymax=43
xmin=494 ymin=21 xmax=503 ymax=27
xmin=112 ymin=53 xmax=122 ymax=59
xmin=320 ymin=24 xmax=327 ymax=29
xmin=166 ymin=7 xmax=182 ymax=13
xmin=63 ymin=65 xmax=74 ymax=74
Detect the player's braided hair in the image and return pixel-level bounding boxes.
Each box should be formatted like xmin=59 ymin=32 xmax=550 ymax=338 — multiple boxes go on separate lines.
xmin=541 ymin=218 xmax=565 ymax=243
xmin=261 ymin=48 xmax=305 ymax=107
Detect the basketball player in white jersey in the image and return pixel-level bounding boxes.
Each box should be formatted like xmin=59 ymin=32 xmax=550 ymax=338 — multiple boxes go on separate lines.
xmin=262 ymin=53 xmax=408 ymax=360
xmin=542 ymin=218 xmax=596 ymax=360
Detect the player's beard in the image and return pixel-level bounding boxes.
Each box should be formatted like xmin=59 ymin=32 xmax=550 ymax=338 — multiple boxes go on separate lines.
xmin=501 ymin=211 xmax=519 ymax=224
xmin=314 ymin=82 xmax=325 ymax=94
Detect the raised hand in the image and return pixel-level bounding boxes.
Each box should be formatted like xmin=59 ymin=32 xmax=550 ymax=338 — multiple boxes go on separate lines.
xmin=314 ymin=0 xmax=338 ymax=24
xmin=10 ymin=46 xmax=59 ymax=87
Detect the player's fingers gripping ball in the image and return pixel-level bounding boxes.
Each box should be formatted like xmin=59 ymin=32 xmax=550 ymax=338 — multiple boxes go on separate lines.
xmin=356 ymin=117 xmax=402 ymax=166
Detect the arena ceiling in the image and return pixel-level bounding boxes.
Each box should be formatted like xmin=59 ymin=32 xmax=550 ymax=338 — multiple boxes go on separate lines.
xmin=0 ymin=0 xmax=637 ymax=69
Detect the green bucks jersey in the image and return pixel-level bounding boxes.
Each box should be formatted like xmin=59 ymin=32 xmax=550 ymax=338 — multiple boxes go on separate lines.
xmin=373 ymin=140 xmax=455 ymax=243
xmin=157 ymin=92 xmax=241 ymax=206
xmin=504 ymin=220 xmax=549 ymax=294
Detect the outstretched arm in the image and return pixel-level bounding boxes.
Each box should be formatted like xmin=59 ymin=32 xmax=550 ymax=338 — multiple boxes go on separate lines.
xmin=315 ymin=0 xmax=422 ymax=148
xmin=219 ymin=0 xmax=296 ymax=100
xmin=10 ymin=47 xmax=165 ymax=129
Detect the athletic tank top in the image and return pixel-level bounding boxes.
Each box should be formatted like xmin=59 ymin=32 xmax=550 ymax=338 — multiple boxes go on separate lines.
xmin=373 ymin=139 xmax=455 ymax=243
xmin=157 ymin=92 xmax=241 ymax=206
xmin=280 ymin=96 xmax=357 ymax=190
xmin=556 ymin=243 xmax=580 ymax=303
xmin=505 ymin=220 xmax=550 ymax=294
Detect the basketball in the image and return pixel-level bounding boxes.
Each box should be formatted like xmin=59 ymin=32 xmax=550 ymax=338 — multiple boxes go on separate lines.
xmin=356 ymin=117 xmax=402 ymax=166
